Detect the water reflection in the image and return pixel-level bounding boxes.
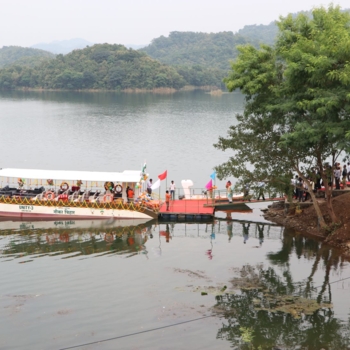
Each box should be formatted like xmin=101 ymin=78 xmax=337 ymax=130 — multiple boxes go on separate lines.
xmin=242 ymin=223 xmax=250 ymax=244
xmin=0 ymin=219 xmax=350 ymax=349
xmin=0 ymin=219 xmax=329 ymax=263
xmin=0 ymin=219 xmax=153 ymax=260
xmin=0 ymin=219 xmax=277 ymax=261
xmin=214 ymin=264 xmax=350 ymax=349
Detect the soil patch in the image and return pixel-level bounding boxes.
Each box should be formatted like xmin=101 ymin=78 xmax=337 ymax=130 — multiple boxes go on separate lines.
xmin=264 ymin=193 xmax=350 ymax=255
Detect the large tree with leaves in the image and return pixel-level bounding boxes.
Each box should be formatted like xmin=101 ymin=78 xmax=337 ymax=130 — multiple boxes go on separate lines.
xmin=215 ymin=5 xmax=350 ymax=228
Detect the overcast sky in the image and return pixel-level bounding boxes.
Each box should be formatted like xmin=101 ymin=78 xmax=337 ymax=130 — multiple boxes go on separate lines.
xmin=0 ymin=0 xmax=349 ymax=48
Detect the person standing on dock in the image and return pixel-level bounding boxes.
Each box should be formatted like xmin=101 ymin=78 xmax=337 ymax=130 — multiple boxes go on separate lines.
xmin=165 ymin=190 xmax=171 ymax=211
xmin=342 ymin=165 xmax=347 ymax=189
xmin=244 ymin=183 xmax=250 ymax=201
xmin=334 ymin=164 xmax=341 ymax=190
xmin=227 ymin=182 xmax=233 ymax=203
xmin=257 ymin=181 xmax=265 ymax=200
xmin=170 ymin=180 xmax=176 ymax=200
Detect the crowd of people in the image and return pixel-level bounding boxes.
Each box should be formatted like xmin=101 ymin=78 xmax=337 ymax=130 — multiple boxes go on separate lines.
xmin=291 ymin=162 xmax=350 ymax=202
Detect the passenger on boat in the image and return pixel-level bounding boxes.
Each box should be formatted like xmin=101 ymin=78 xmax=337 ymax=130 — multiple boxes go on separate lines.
xmin=147 ymin=179 xmax=153 ymax=195
xmin=127 ymin=186 xmax=134 ymax=203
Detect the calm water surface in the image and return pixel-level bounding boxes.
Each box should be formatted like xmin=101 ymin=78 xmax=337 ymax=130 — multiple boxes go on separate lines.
xmin=1 ymin=214 xmax=350 ymax=350
xmin=1 ymin=91 xmax=350 ymax=349
xmin=0 ymin=90 xmax=243 ymax=189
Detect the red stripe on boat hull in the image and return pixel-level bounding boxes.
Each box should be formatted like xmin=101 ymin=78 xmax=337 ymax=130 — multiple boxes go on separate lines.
xmin=0 ymin=211 xmax=134 ymax=219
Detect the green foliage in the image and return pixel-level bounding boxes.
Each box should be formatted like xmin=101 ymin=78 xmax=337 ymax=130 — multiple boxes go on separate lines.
xmin=141 ymin=31 xmax=258 ymax=70
xmin=0 ymin=44 xmax=186 ymax=90
xmin=0 ymin=46 xmax=54 ymax=68
xmin=140 ymin=31 xmax=262 ymax=87
xmin=236 ymin=11 xmax=314 ymax=46
xmin=215 ymin=5 xmax=350 ymax=225
xmin=176 ymin=65 xmax=226 ymax=88
xmin=240 ymin=326 xmax=254 ymax=344
xmin=237 ymin=22 xmax=279 ymax=46
xmin=324 ymin=222 xmax=342 ymax=235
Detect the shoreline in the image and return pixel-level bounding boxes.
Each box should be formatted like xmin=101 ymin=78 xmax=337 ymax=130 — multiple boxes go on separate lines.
xmin=263 ymin=193 xmax=350 ymax=256
xmin=0 ymin=85 xmax=223 ymax=94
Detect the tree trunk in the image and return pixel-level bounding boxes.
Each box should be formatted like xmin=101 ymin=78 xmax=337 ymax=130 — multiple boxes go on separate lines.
xmin=315 ymin=153 xmax=338 ymax=224
xmin=307 ymin=188 xmax=326 ymax=229
xmin=324 ymin=182 xmax=338 ymax=223
xmin=295 ymin=167 xmax=327 ymax=229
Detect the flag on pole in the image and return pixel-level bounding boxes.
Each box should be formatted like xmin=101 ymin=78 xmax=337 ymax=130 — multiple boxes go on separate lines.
xmin=158 ymin=170 xmax=167 ymax=181
xmin=210 ymin=171 xmax=216 ymax=180
xmin=151 ymin=179 xmax=161 ymax=190
xmin=205 ymin=179 xmax=213 ymax=190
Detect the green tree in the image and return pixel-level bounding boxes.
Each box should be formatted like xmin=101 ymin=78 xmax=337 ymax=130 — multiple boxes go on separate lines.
xmin=215 ymin=5 xmax=350 ymax=228
xmin=0 ymin=44 xmax=187 ymax=91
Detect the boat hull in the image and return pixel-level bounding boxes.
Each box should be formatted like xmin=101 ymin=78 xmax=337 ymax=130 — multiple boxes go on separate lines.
xmin=0 ymin=202 xmax=154 ymax=220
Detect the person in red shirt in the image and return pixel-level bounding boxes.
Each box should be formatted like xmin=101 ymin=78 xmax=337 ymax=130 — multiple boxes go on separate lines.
xmin=165 ymin=190 xmax=171 ymax=211
xmin=127 ymin=186 xmax=134 ymax=203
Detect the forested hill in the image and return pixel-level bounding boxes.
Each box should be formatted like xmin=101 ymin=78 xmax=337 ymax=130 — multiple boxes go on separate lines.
xmin=0 ymin=46 xmax=55 ymax=68
xmin=237 ymin=9 xmax=349 ymax=46
xmin=237 ymin=22 xmax=278 ymax=46
xmin=140 ymin=31 xmax=259 ymax=70
xmin=0 ymin=44 xmax=189 ymax=90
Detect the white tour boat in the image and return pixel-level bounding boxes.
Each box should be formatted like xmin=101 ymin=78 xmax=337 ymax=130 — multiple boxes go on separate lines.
xmin=0 ymin=168 xmax=160 ymax=220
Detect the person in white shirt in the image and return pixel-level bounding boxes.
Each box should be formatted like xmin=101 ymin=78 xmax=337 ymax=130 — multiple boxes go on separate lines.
xmin=169 ymin=180 xmax=176 ymax=200
xmin=334 ymin=165 xmax=341 ymax=190
xmin=347 ymin=162 xmax=350 ymax=181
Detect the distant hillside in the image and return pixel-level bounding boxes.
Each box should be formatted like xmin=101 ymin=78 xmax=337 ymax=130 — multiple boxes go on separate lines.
xmin=0 ymin=46 xmax=55 ymax=68
xmin=140 ymin=31 xmax=259 ymax=71
xmin=31 ymin=38 xmax=94 ymax=54
xmin=0 ymin=44 xmax=188 ymax=90
xmin=237 ymin=9 xmax=349 ymax=46
xmin=237 ymin=22 xmax=278 ymax=46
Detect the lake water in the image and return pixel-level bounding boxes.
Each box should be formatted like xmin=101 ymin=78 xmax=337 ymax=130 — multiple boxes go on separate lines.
xmin=0 ymin=90 xmax=244 ymax=190
xmin=1 ymin=91 xmax=350 ymax=349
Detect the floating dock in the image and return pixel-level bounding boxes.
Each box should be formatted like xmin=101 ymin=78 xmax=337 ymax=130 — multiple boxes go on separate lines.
xmin=204 ymin=197 xmax=285 ymax=210
xmin=158 ymin=197 xmax=285 ymax=220
xmin=158 ymin=199 xmax=214 ymax=220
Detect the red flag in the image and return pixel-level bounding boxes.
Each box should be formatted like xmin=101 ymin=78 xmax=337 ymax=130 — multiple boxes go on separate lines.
xmin=158 ymin=170 xmax=167 ymax=181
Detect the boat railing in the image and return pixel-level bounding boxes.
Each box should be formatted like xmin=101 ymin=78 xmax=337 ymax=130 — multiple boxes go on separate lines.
xmin=166 ymin=188 xmax=244 ymax=204
xmin=0 ymin=194 xmax=161 ymax=214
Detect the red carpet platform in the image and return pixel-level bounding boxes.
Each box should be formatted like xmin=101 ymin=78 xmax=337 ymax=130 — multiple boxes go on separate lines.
xmin=159 ymin=199 xmax=214 ymax=216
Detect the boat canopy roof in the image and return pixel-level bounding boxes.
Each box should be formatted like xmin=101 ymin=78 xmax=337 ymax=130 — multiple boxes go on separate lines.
xmin=0 ymin=168 xmax=142 ymax=183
